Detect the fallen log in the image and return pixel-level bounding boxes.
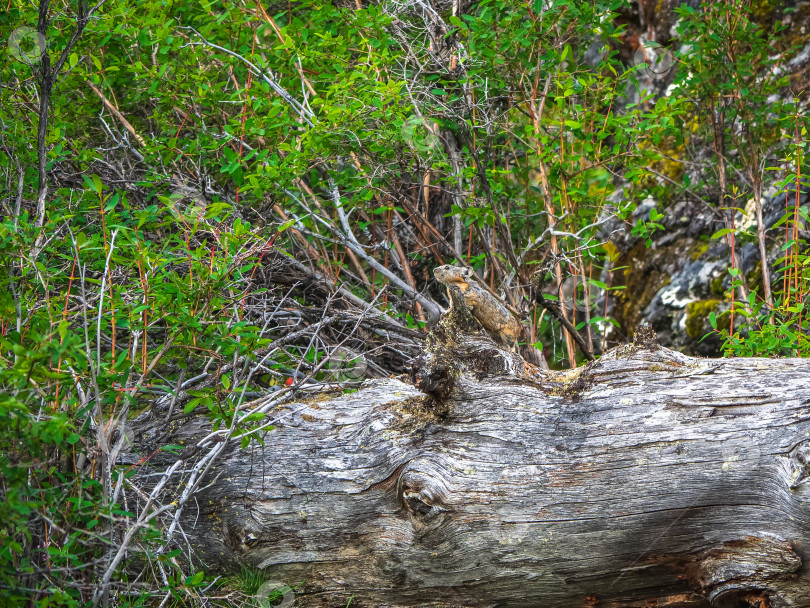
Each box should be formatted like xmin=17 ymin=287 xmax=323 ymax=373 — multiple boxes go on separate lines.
xmin=143 ymin=328 xmax=810 ymax=608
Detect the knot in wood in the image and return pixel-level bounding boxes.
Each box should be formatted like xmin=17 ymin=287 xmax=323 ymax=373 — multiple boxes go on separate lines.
xmin=691 ymin=536 xmax=801 ymax=606
xmin=397 ymin=463 xmax=450 ymax=522
xmin=787 ymin=440 xmax=810 ymax=489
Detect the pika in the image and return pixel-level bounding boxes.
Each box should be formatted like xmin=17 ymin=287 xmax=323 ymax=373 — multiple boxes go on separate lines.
xmin=433 ymin=265 xmax=521 ymax=350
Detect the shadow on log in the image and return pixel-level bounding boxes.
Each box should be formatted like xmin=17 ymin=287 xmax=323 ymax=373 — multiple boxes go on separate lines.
xmin=137 ymin=327 xmax=810 ymax=608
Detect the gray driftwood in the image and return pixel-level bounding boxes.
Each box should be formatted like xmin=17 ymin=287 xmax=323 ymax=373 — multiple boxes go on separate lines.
xmin=149 ymin=333 xmax=810 ymax=608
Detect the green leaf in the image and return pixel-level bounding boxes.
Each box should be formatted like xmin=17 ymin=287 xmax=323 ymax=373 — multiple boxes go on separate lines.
xmin=58 ymin=319 xmax=69 ymax=342
xmin=710 ymin=228 xmax=733 ymax=240
xmin=241 ymin=412 xmax=266 ymax=422
xmin=104 ymin=193 xmax=120 ymax=212
xmin=186 ymin=571 xmax=205 ymax=586
xmin=277 ymin=219 xmax=296 ymax=233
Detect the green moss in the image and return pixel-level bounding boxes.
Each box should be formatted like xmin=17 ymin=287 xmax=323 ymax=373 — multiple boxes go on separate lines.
xmin=689 ymin=242 xmax=709 ymax=262
xmin=685 ymin=300 xmax=728 ymax=339
xmin=751 ymin=0 xmax=780 ymax=21
xmin=710 ymin=276 xmax=726 ymax=297
xmin=746 ymin=261 xmax=763 ymax=292
xmin=614 ymin=240 xmax=679 ymax=332
xmin=392 ymin=394 xmax=447 ymax=431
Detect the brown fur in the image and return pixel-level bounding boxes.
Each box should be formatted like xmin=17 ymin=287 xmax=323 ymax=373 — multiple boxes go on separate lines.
xmin=433 ymin=265 xmax=521 ymax=350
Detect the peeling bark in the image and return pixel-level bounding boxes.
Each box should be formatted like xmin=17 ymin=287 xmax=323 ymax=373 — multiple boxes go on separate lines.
xmin=137 ymin=340 xmax=810 ymax=608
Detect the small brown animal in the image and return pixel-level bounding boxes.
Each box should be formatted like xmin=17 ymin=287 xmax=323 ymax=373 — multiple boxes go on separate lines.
xmin=433 ymin=265 xmax=521 ymax=350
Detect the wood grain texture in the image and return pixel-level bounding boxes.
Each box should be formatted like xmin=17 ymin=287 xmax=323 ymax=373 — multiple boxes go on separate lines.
xmin=147 ymin=344 xmax=810 ymax=608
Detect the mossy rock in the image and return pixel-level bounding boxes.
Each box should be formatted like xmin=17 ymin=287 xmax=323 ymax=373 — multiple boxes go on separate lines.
xmin=689 ymin=242 xmax=710 ymax=262
xmin=746 ymin=261 xmax=763 ymax=292
xmin=710 ymin=276 xmax=726 ymax=297
xmin=614 ymin=239 xmax=682 ymax=332
xmin=685 ymin=299 xmax=729 ymax=340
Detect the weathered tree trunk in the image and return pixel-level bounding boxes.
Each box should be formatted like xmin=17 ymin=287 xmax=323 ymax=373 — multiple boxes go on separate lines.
xmin=148 ymin=339 xmax=810 ymax=608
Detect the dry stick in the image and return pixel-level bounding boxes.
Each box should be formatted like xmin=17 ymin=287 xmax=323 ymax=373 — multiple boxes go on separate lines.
xmin=397 ymin=196 xmax=448 ymax=262
xmin=92 ymin=460 xmax=184 ymax=607
xmin=345 ymin=153 xmax=422 ymax=318
xmin=445 ymin=130 xmax=466 ymax=255
xmin=539 ymin=198 xmax=576 ymax=362
xmin=272 ymin=203 xmax=334 ymax=279
xmin=139 ymin=308 xmax=376 ymax=593
xmin=454 ymin=131 xmax=521 ymax=291
xmin=709 ymin=93 xmax=749 ymax=331
xmin=185 ymin=29 xmax=442 ymax=321
xmin=578 ymin=254 xmax=594 ymax=353
xmin=601 ymin=260 xmax=613 ymax=354
xmin=389 ymin=220 xmax=426 ymax=324
xmin=456 ymin=132 xmax=557 ymax=364
xmin=86 ymin=81 xmax=146 ymax=146
xmin=344 ymin=245 xmax=372 ymax=288
xmin=490 ymin=225 xmax=496 ymax=290
xmin=395 ymin=204 xmax=444 ymax=264
xmin=752 ymin=157 xmax=773 ymax=309
xmin=535 ymin=293 xmax=595 ymax=361
xmin=347 ymin=152 xmax=423 ymax=317
xmin=383 ymin=204 xmax=392 ymax=308
xmin=422 ymin=171 xmax=431 ymax=218
xmin=329 ymin=178 xmax=441 ymax=321
xmin=295 ymin=182 xmax=343 ymax=278
xmin=527 ymin=75 xmax=577 ymax=367
xmin=738 ymin=106 xmax=773 ymax=309
xmin=399 ymin=195 xmax=526 ymax=318
xmin=96 ymin=229 xmax=119 ymax=373
xmin=289 ymin=182 xmax=373 ymax=289
xmin=253 ymin=0 xmax=317 ymax=98
xmin=66 ymin=226 xmax=115 ymax=606
xmin=34 ymin=0 xmax=110 ymax=233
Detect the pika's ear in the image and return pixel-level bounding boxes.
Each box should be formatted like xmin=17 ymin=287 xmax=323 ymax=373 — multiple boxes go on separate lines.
xmin=460 ymin=266 xmax=474 ymax=279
